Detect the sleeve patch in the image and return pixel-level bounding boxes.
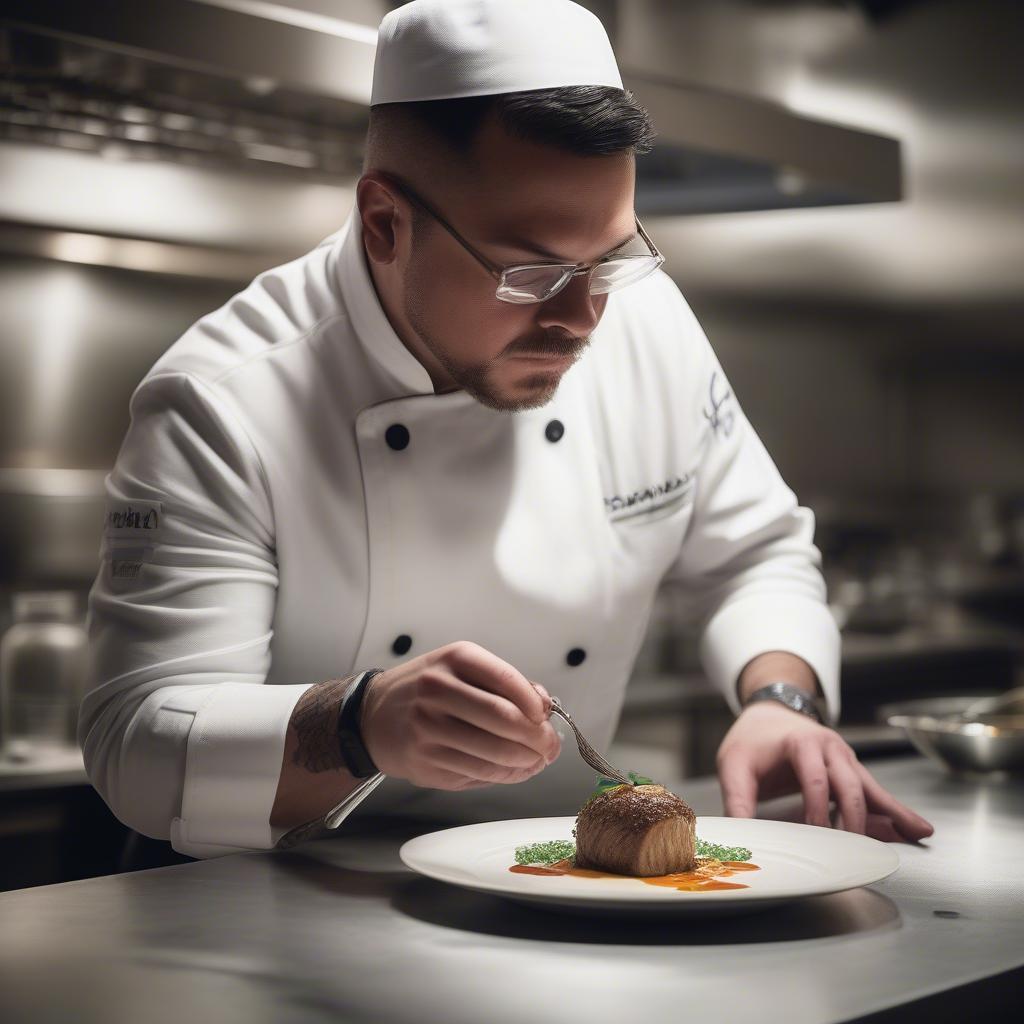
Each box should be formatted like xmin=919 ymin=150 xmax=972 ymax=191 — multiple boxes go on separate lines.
xmin=110 ymin=546 xmax=151 ymax=581
xmin=105 ymin=500 xmax=163 ymax=541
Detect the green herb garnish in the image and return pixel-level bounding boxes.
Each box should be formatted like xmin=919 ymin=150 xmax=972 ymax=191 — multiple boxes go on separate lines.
xmin=601 ymin=770 xmax=656 ymax=792
xmin=514 ymin=836 xmax=752 ymax=866
xmin=695 ymin=838 xmax=752 ymax=862
xmin=587 ymin=771 xmax=657 ymax=800
xmin=514 ymin=840 xmax=577 ymax=866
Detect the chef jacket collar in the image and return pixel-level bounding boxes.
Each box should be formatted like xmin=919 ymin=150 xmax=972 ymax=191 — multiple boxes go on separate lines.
xmin=331 ymin=207 xmax=458 ymax=399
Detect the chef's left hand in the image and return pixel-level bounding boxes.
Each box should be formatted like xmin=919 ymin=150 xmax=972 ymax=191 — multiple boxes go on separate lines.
xmin=716 ymin=701 xmax=934 ymax=842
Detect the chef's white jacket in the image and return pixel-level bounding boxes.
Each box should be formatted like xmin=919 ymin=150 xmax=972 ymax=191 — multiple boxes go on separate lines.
xmin=79 ymin=208 xmax=840 ymax=859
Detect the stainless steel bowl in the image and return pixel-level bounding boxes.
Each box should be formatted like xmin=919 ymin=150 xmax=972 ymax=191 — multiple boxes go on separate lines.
xmin=877 ymin=693 xmax=1004 ymax=723
xmin=886 ymin=689 xmax=1024 ymax=774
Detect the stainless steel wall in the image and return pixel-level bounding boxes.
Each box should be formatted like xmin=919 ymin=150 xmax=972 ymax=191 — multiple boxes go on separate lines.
xmin=0 ymin=256 xmax=236 ymax=469
xmin=634 ymin=0 xmax=1024 ymax=503
xmin=0 ymin=257 xmax=238 ymax=585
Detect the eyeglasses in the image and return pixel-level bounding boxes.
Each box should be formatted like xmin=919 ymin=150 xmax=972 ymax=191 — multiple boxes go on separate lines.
xmin=388 ymin=178 xmax=665 ymax=305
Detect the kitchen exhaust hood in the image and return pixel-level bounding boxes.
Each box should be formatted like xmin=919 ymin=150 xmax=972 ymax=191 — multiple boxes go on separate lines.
xmin=1 ymin=0 xmax=902 ymax=218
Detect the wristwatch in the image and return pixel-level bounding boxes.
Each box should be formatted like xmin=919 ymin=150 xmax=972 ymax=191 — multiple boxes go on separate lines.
xmin=743 ymin=681 xmax=824 ymax=723
xmin=336 ymin=668 xmax=384 ymax=778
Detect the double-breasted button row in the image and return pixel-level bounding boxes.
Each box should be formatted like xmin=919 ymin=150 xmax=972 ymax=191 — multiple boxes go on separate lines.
xmin=384 ymin=415 xmax=580 ymax=667
xmin=387 ymin=421 xmax=564 ymax=448
xmin=389 ymin=634 xmax=585 ymax=668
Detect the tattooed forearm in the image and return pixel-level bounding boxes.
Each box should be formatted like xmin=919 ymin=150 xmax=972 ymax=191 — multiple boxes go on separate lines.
xmin=290 ymin=674 xmax=360 ymax=773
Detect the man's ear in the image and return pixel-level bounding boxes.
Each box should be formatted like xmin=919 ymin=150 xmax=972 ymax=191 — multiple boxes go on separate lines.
xmin=356 ymin=174 xmax=404 ymax=266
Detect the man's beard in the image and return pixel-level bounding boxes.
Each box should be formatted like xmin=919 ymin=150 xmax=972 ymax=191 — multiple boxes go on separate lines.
xmin=406 ymin=306 xmax=590 ymax=414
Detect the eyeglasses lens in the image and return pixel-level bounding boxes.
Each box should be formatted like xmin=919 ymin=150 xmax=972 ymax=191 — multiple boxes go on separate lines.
xmin=496 ymin=256 xmax=661 ymax=304
xmin=496 ymin=266 xmax=575 ymax=304
xmin=588 ymin=256 xmax=662 ymax=295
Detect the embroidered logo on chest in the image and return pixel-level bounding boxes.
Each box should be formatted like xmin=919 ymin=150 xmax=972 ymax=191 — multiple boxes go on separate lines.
xmin=604 ymin=474 xmax=693 ymax=522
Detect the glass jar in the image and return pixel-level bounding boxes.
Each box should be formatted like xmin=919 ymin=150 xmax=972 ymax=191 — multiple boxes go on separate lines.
xmin=0 ymin=591 xmax=88 ymax=755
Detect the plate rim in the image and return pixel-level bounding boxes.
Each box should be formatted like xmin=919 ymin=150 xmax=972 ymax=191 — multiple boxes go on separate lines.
xmin=398 ymin=815 xmax=901 ymax=906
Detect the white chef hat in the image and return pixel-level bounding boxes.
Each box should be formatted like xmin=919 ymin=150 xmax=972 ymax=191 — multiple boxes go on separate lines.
xmin=370 ymin=0 xmax=623 ymax=106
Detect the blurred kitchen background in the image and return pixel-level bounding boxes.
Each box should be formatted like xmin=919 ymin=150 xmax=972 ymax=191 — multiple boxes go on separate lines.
xmin=0 ymin=0 xmax=1021 ymax=889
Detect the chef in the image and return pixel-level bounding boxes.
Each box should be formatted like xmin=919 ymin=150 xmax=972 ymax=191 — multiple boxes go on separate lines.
xmin=80 ymin=0 xmax=933 ymax=858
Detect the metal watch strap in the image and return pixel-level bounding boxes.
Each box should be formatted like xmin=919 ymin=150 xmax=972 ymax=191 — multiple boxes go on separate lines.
xmin=743 ymin=681 xmax=824 ymax=723
xmin=336 ymin=668 xmax=383 ymax=778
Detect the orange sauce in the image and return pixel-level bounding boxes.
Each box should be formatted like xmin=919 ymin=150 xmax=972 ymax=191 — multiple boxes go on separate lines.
xmin=509 ymin=857 xmax=761 ymax=892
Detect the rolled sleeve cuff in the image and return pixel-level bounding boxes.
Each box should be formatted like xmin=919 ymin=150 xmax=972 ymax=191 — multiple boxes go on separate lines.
xmin=699 ymin=595 xmax=841 ymax=725
xmin=170 ymin=682 xmax=312 ymax=858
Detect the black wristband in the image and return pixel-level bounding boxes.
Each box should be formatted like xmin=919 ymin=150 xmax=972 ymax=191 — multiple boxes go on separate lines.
xmin=336 ymin=669 xmax=383 ymax=778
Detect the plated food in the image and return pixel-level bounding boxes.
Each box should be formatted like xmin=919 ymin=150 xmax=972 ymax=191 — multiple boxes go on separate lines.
xmin=509 ymin=773 xmax=761 ymax=893
xmin=399 ymin=761 xmax=899 ymax=915
xmin=399 ymin=812 xmax=900 ymax=916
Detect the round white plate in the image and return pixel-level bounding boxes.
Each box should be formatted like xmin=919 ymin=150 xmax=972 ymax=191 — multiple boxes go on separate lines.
xmin=399 ymin=816 xmax=900 ymax=916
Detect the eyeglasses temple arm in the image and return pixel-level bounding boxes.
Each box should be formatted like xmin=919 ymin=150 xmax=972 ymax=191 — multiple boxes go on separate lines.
xmin=386 ymin=176 xmax=505 ymax=281
xmin=635 ymin=215 xmax=663 ymax=261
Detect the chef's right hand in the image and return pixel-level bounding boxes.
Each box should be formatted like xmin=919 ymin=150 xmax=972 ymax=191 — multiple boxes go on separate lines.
xmin=358 ymin=641 xmax=562 ymax=791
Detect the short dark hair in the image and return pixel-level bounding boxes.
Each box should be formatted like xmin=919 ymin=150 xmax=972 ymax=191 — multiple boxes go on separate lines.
xmin=371 ymin=85 xmax=656 ymax=158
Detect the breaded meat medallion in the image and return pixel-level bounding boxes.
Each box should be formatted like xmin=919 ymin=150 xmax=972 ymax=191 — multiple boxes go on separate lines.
xmin=574 ymin=783 xmax=697 ymax=876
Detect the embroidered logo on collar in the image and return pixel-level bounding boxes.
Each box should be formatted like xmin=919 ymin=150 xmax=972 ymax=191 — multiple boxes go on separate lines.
xmin=703 ymin=371 xmax=735 ymax=438
xmin=605 ymin=474 xmax=692 ymax=522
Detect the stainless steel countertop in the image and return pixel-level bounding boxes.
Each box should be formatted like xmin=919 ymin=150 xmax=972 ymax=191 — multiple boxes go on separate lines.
xmin=1 ymin=756 xmax=1022 ymax=1024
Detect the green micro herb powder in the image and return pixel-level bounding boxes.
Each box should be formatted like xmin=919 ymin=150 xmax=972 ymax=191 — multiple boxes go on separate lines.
xmin=695 ymin=838 xmax=752 ymax=862
xmin=514 ymin=837 xmax=752 ymax=866
xmin=514 ymin=840 xmax=577 ymax=866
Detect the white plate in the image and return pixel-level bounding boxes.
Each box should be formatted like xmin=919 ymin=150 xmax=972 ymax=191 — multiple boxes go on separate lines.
xmin=399 ymin=816 xmax=900 ymax=916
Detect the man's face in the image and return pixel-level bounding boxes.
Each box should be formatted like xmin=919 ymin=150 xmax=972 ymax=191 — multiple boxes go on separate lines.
xmin=397 ymin=115 xmax=637 ymax=412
